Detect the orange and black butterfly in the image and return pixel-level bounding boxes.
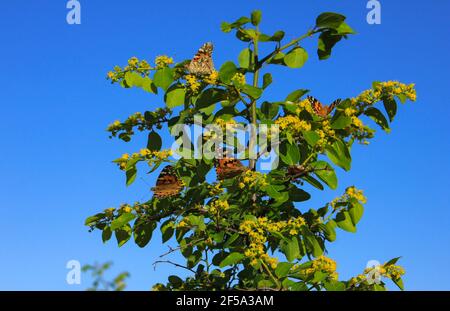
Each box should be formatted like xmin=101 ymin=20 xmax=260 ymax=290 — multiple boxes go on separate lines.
xmin=151 ymin=165 xmax=183 ymax=199
xmin=307 ymin=96 xmax=341 ymax=117
xmin=215 ymin=158 xmax=247 ymax=180
xmin=186 ymin=42 xmax=215 ymax=76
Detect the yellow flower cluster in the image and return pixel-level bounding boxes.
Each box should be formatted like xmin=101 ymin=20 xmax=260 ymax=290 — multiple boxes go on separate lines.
xmin=295 ymin=98 xmax=314 ymax=114
xmin=238 ymin=170 xmax=268 ymax=189
xmin=384 ymin=264 xmax=405 ymax=280
xmin=203 ymin=71 xmax=219 ymax=85
xmin=275 ymin=115 xmax=312 ymax=137
xmin=120 ymin=204 xmax=133 ymax=213
xmin=351 ymin=116 xmax=364 ymax=129
xmin=107 ymin=112 xmax=145 ymax=132
xmin=301 ymin=256 xmax=338 ymax=280
xmin=128 ymin=56 xmax=139 ymax=67
xmin=240 ymin=216 xmax=306 ymax=269
xmin=177 ymin=219 xmax=188 ymax=228
xmin=115 ymin=149 xmax=173 ymax=170
xmin=185 ymin=74 xmax=201 ymax=93
xmin=321 ymin=120 xmax=335 ymax=137
xmin=214 ymin=117 xmax=237 ymax=129
xmin=330 ymin=186 xmax=367 ymax=211
xmin=344 ymin=107 xmax=357 ymax=117
xmin=208 ymin=182 xmax=224 ymax=195
xmin=208 ymin=199 xmax=230 ymax=214
xmin=155 ymin=55 xmax=174 ymax=69
xmin=350 ymin=262 xmax=405 ymax=287
xmin=152 ymin=283 xmax=166 ymax=291
xmin=352 ymin=81 xmax=416 ymax=106
xmin=346 ymin=186 xmax=367 ymax=204
xmin=231 ymin=73 xmax=246 ymax=88
xmin=107 ymin=57 xmax=152 ymax=83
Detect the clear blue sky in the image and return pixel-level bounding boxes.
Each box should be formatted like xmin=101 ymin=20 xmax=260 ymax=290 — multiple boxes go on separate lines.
xmin=1 ymin=0 xmax=449 ymax=290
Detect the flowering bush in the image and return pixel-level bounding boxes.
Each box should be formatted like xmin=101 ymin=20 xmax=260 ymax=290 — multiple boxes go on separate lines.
xmin=86 ymin=10 xmax=415 ymax=291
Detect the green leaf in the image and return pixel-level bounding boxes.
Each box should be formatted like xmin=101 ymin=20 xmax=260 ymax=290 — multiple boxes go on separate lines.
xmin=153 ymin=67 xmax=174 ymax=91
xmin=302 ymin=175 xmax=324 ymax=190
xmin=219 ymin=61 xmax=238 ymax=84
xmin=331 ymin=115 xmax=352 ymax=129
xmin=125 ymin=167 xmax=137 ymax=186
xmin=219 ymin=252 xmax=245 ymax=267
xmin=318 ymin=31 xmax=343 ymax=60
xmin=289 ymin=186 xmax=311 ymax=202
xmin=275 ymin=262 xmax=294 ymax=278
xmin=236 ymin=28 xmax=253 ymax=42
xmin=160 ymin=220 xmax=174 ymax=243
xmin=302 ymin=131 xmax=320 ymax=146
xmin=85 ymin=213 xmax=105 ymax=226
xmin=168 ymin=275 xmax=183 ymax=287
xmin=165 ymin=87 xmax=186 ymax=108
xmin=280 ymin=143 xmax=300 ymax=165
xmin=326 ymin=139 xmax=351 ymax=171
xmin=124 ymin=72 xmax=156 ymax=93
xmin=285 ymin=89 xmax=309 ymax=102
xmin=316 ymin=12 xmax=346 ymax=29
xmin=302 ymin=228 xmax=323 ymax=257
xmin=269 ymin=31 xmax=285 ymax=42
xmin=238 ymin=48 xmax=254 ymax=70
xmin=311 ymin=161 xmax=337 ymax=189
xmin=383 ymin=97 xmax=397 ymax=122
xmin=110 ymin=212 xmax=136 ymax=231
xmin=335 ymin=211 xmax=356 ymax=232
xmin=262 ymin=73 xmax=272 ymax=89
xmin=241 ymin=84 xmax=263 ymax=99
xmin=134 ymin=220 xmax=156 ymax=248
xmin=102 ymin=226 xmax=112 ymax=243
xmin=324 ymin=280 xmax=346 ymax=291
xmin=220 ymin=22 xmax=232 ymax=33
xmin=196 ymin=88 xmax=227 ymax=109
xmin=267 ymin=52 xmax=286 ymax=65
xmin=365 ymin=107 xmax=390 ymax=131
xmin=349 ymin=202 xmax=364 ymax=225
xmin=223 ymin=233 xmax=240 ymax=248
xmin=385 ymin=257 xmax=401 ymax=266
xmin=280 ymin=237 xmax=300 ymax=262
xmin=115 ymin=224 xmax=132 ymax=247
xmin=251 ymin=10 xmax=262 ymax=26
xmin=336 ymin=22 xmax=355 ymax=35
xmin=261 ymin=101 xmax=279 ymax=120
xmin=323 ymin=220 xmax=337 ymax=242
xmin=147 ymin=131 xmax=162 ymax=151
xmin=284 ymin=47 xmax=308 ymax=68
xmin=393 ymin=277 xmax=404 ymax=291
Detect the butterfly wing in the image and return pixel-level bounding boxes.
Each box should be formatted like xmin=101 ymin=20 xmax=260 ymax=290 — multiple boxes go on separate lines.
xmin=327 ymin=99 xmax=341 ymax=115
xmin=186 ymin=42 xmax=215 ymax=76
xmin=308 ymin=96 xmax=327 ymax=117
xmin=215 ymin=158 xmax=247 ymax=180
xmin=308 ymin=96 xmax=340 ymax=117
xmin=152 ymin=165 xmax=183 ymax=198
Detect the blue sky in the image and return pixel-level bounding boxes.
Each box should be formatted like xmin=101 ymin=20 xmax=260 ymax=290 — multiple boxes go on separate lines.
xmin=0 ymin=0 xmax=449 ymax=290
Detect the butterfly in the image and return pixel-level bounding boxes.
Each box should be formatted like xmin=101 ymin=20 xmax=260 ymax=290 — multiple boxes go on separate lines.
xmin=215 ymin=157 xmax=247 ymax=180
xmin=307 ymin=96 xmax=341 ymax=117
xmin=287 ymin=165 xmax=309 ymax=180
xmin=186 ymin=42 xmax=215 ymax=76
xmin=151 ymin=165 xmax=183 ymax=198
